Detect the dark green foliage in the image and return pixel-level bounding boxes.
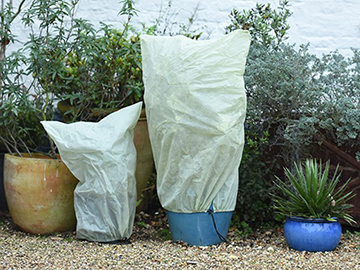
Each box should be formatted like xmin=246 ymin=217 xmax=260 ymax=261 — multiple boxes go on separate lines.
xmin=226 ymin=0 xmax=292 ymax=47
xmin=0 ymin=3 xmax=45 ymax=156
xmin=0 ymin=0 xmax=145 ymax=156
xmin=230 ymin=214 xmax=254 ymax=237
xmin=48 ymin=25 xmax=143 ymax=122
xmin=0 ymin=0 xmax=80 ymax=157
xmin=0 ymin=51 xmax=43 ymax=155
xmin=272 ymin=159 xmax=356 ymax=225
xmin=159 ymin=228 xmax=172 ymax=241
xmin=23 ymin=0 xmax=143 ymax=123
xmin=237 ymin=129 xmax=275 ymax=226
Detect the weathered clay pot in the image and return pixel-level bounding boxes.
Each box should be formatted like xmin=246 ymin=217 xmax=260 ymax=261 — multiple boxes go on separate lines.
xmin=4 ymin=153 xmax=78 ymax=234
xmin=134 ymin=110 xmax=154 ymax=212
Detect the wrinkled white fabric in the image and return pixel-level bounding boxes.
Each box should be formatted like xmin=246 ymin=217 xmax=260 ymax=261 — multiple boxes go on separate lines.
xmin=41 ymin=102 xmax=142 ymax=242
xmin=141 ymin=30 xmax=251 ymax=213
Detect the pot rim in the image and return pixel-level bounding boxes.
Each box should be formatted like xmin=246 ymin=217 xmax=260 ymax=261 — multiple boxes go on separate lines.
xmin=5 ymin=153 xmax=61 ymax=160
xmin=286 ymin=216 xmax=339 ymax=223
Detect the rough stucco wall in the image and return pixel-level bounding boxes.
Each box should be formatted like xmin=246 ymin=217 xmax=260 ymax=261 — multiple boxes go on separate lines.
xmin=7 ymin=0 xmax=360 ymax=57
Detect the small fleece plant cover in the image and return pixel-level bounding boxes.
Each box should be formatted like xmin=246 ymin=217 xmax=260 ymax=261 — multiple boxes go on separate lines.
xmin=141 ymin=30 xmax=251 ymax=213
xmin=41 ymin=102 xmax=142 ymax=242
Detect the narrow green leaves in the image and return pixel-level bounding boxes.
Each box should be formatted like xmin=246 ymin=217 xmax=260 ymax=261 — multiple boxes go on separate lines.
xmin=272 ymin=159 xmax=356 ymax=225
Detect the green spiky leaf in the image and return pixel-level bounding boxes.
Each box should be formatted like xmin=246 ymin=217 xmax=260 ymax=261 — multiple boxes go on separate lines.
xmin=272 ymin=159 xmax=356 ymax=225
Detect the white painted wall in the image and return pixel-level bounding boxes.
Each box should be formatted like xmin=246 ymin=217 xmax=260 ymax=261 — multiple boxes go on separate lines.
xmin=7 ymin=0 xmax=360 ymax=57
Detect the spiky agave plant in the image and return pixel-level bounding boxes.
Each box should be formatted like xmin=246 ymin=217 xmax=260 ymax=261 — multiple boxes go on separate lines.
xmin=272 ymin=159 xmax=356 ymax=225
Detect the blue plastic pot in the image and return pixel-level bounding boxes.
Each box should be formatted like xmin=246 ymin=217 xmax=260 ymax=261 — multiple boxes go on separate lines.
xmin=166 ymin=210 xmax=233 ymax=246
xmin=284 ymin=216 xmax=342 ymax=252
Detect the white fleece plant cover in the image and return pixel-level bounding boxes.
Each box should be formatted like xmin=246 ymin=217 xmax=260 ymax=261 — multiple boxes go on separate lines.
xmin=41 ymin=102 xmax=142 ymax=242
xmin=141 ymin=30 xmax=251 ymax=213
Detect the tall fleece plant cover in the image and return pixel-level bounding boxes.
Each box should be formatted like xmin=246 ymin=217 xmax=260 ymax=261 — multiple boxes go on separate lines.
xmin=141 ymin=30 xmax=251 ymax=213
xmin=41 ymin=102 xmax=142 ymax=242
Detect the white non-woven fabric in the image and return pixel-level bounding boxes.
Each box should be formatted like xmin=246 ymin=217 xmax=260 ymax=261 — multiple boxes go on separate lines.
xmin=41 ymin=102 xmax=142 ymax=242
xmin=141 ymin=30 xmax=251 ymax=213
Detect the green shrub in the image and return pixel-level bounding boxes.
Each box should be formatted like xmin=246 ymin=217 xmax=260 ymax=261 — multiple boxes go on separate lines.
xmin=237 ymin=129 xmax=275 ymax=226
xmin=226 ymin=0 xmax=291 ymax=47
xmin=236 ymin=44 xmax=321 ymax=227
xmin=0 ymin=1 xmax=46 ymax=156
xmin=246 ymin=43 xmax=321 ymax=161
xmin=0 ymin=0 xmax=145 ymax=155
xmin=228 ymin=0 xmax=360 ymax=230
xmin=310 ymin=50 xmax=360 ymax=156
xmin=53 ymin=25 xmax=143 ymax=122
xmin=22 ymin=0 xmax=143 ymax=123
xmin=0 ymin=51 xmax=44 ymax=155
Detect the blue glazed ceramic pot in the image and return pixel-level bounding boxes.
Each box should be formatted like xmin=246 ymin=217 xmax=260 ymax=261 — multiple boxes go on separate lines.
xmin=284 ymin=216 xmax=342 ymax=252
xmin=166 ymin=210 xmax=233 ymax=246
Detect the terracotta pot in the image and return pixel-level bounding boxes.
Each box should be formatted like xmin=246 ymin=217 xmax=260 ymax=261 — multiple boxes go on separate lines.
xmin=134 ymin=110 xmax=154 ymax=212
xmin=4 ymin=153 xmax=78 ymax=234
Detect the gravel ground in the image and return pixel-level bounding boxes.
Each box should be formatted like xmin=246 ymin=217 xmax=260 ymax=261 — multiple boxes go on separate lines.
xmin=1 ymin=211 xmax=359 ymax=270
